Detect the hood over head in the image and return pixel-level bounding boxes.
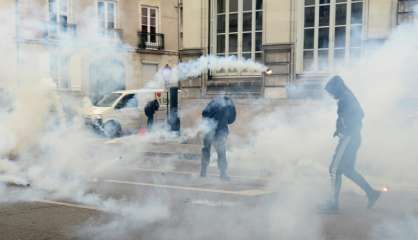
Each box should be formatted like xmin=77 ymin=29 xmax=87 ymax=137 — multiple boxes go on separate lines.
xmin=325 ymin=75 xmax=348 ymax=98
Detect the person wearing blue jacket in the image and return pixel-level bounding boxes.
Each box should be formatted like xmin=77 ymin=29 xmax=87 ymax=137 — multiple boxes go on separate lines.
xmin=200 ymin=96 xmax=236 ymax=181
xmin=322 ymin=75 xmax=381 ymax=213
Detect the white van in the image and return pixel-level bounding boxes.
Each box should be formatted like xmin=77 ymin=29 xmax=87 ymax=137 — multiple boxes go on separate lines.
xmin=84 ymin=89 xmax=169 ymax=137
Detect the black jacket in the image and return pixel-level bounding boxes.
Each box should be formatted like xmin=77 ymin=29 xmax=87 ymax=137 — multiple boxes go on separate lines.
xmin=144 ymin=99 xmax=160 ymax=118
xmin=202 ymin=96 xmax=236 ymax=136
xmin=325 ymin=76 xmax=364 ymax=136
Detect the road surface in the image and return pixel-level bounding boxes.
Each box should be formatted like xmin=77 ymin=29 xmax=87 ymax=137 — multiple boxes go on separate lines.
xmin=0 ymin=143 xmax=417 ymax=240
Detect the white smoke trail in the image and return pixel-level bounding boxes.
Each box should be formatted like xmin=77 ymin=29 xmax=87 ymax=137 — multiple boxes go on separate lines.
xmin=149 ymin=55 xmax=268 ymax=88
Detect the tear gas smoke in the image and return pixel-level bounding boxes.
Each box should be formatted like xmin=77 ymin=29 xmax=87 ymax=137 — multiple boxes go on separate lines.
xmin=0 ymin=3 xmax=169 ymax=239
xmin=335 ymin=18 xmax=418 ymax=186
xmin=148 ymin=55 xmax=269 ymax=88
xmin=223 ymin=9 xmax=418 ymax=240
xmin=0 ymin=2 xmax=417 ymax=240
xmin=372 ymin=216 xmax=418 ymax=240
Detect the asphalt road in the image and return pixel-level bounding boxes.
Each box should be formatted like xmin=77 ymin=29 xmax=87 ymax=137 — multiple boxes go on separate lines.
xmin=0 ymin=152 xmax=417 ymax=240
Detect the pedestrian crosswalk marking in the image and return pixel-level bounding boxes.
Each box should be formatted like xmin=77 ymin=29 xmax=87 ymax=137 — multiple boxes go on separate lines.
xmin=36 ymin=200 xmax=101 ymax=211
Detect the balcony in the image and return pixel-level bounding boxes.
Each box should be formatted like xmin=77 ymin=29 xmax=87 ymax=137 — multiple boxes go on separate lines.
xmin=137 ymin=32 xmax=165 ymax=50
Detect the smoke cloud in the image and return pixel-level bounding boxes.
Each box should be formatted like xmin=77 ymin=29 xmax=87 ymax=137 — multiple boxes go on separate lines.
xmin=0 ymin=2 xmax=169 ymax=239
xmin=0 ymin=2 xmax=417 ymax=240
xmin=148 ymin=55 xmax=268 ymax=88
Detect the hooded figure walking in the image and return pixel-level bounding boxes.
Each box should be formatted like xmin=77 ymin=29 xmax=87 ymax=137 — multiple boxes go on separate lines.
xmin=201 ymin=96 xmax=236 ymax=181
xmin=322 ymin=75 xmax=381 ymax=213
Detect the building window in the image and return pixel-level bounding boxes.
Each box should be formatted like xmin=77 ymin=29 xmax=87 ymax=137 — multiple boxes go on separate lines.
xmin=48 ymin=0 xmax=70 ymax=34
xmin=50 ymin=53 xmax=70 ymax=89
xmin=303 ymin=0 xmax=363 ymax=72
xmin=213 ymin=0 xmax=263 ymax=62
xmin=397 ymin=0 xmax=418 ymax=25
xmin=141 ymin=6 xmax=159 ymax=43
xmin=98 ymin=0 xmax=116 ymax=35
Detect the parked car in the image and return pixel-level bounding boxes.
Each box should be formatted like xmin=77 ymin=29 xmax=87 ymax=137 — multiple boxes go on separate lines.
xmin=84 ymin=89 xmax=169 ymax=138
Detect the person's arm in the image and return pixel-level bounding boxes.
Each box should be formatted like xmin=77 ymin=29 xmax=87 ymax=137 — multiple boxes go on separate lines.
xmin=227 ymin=104 xmax=236 ymax=124
xmin=202 ymin=101 xmax=214 ymax=118
xmin=154 ymin=99 xmax=160 ymax=111
xmin=144 ymin=101 xmax=154 ymax=117
xmin=334 ymin=100 xmax=346 ymax=137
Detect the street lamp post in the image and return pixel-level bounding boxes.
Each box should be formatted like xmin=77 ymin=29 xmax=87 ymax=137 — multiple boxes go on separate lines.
xmin=162 ymin=64 xmax=180 ymax=135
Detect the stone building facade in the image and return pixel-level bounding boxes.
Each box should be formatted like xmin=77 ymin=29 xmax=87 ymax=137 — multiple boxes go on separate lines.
xmin=0 ymin=0 xmax=416 ymax=100
xmin=1 ymin=0 xmax=180 ymax=102
xmin=180 ymin=0 xmax=416 ymax=99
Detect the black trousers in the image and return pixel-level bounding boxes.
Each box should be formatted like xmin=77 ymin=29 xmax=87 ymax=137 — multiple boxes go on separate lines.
xmin=147 ymin=116 xmax=154 ymax=130
xmin=201 ymin=131 xmax=228 ymax=176
xmin=329 ymin=133 xmax=374 ymax=207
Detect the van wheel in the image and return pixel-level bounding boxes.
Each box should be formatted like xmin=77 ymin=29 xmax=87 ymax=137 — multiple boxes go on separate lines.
xmin=103 ymin=120 xmax=122 ymax=138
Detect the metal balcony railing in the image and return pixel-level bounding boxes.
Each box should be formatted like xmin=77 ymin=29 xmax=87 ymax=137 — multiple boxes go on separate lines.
xmin=137 ymin=32 xmax=165 ymax=50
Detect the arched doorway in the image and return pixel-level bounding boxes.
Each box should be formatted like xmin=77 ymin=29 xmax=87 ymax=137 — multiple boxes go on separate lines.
xmin=89 ymin=59 xmax=126 ymax=104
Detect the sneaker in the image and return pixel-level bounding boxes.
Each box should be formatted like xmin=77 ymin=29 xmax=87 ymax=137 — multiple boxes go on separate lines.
xmin=318 ymin=203 xmax=339 ymax=214
xmin=367 ymin=190 xmax=382 ymax=209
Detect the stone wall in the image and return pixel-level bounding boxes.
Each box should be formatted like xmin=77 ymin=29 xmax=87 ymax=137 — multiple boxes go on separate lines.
xmin=263 ymin=43 xmax=294 ymax=99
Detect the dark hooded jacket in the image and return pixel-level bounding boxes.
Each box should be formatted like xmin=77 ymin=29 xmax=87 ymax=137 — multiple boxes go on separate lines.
xmin=202 ymin=96 xmax=236 ymax=136
xmin=325 ymin=76 xmax=364 ymax=136
xmin=144 ymin=99 xmax=160 ymax=118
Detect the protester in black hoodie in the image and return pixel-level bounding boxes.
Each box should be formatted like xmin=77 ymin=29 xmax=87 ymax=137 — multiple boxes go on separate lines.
xmin=201 ymin=96 xmax=236 ymax=181
xmin=144 ymin=99 xmax=160 ymax=130
xmin=322 ymin=75 xmax=381 ymax=213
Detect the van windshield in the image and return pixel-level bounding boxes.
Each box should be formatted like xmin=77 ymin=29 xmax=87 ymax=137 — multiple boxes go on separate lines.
xmin=95 ymin=93 xmax=122 ymax=107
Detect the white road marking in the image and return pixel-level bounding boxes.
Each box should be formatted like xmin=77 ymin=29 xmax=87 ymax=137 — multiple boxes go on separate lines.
xmin=120 ymin=167 xmax=271 ymax=181
xmin=188 ymin=199 xmax=236 ymax=207
xmin=103 ymin=179 xmax=273 ymax=197
xmin=36 ymin=200 xmax=101 ymax=211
